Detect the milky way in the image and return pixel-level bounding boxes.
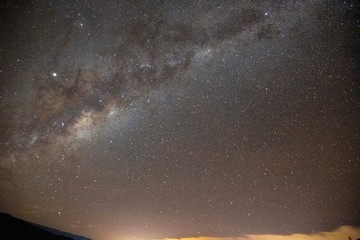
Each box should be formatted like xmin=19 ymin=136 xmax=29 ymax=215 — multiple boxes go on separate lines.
xmin=0 ymin=1 xmax=360 ymax=240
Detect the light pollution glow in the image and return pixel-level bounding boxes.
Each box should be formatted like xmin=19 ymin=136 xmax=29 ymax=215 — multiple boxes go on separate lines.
xmin=163 ymin=226 xmax=360 ymax=240
xmin=107 ymin=226 xmax=360 ymax=240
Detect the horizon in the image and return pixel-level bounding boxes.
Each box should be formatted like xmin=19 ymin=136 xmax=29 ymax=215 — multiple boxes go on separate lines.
xmin=2 ymin=212 xmax=360 ymax=240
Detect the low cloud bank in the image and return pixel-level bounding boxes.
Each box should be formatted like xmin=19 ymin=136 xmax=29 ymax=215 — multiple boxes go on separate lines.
xmin=163 ymin=226 xmax=360 ymax=240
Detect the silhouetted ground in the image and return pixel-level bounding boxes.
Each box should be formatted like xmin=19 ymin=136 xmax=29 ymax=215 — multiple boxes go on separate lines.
xmin=0 ymin=212 xmax=91 ymax=240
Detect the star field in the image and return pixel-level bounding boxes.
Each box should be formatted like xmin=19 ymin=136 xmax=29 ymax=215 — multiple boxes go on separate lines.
xmin=0 ymin=1 xmax=359 ymax=240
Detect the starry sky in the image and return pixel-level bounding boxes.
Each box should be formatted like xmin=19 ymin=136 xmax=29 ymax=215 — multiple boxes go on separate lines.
xmin=0 ymin=1 xmax=359 ymax=240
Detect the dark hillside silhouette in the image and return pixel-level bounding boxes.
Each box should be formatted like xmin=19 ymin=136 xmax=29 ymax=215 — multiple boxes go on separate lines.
xmin=0 ymin=212 xmax=91 ymax=240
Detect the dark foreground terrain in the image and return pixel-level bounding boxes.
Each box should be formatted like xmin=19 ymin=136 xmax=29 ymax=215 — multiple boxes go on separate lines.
xmin=0 ymin=212 xmax=91 ymax=240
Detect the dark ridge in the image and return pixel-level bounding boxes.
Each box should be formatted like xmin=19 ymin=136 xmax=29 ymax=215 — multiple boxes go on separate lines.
xmin=0 ymin=212 xmax=91 ymax=240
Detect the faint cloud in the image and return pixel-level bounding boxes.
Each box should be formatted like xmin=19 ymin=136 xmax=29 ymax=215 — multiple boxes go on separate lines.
xmin=21 ymin=204 xmax=55 ymax=216
xmin=69 ymin=224 xmax=79 ymax=229
xmin=163 ymin=226 xmax=360 ymax=240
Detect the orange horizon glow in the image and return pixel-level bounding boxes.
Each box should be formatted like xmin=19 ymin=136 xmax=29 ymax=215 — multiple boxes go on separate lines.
xmin=105 ymin=226 xmax=360 ymax=240
xmin=163 ymin=226 xmax=360 ymax=240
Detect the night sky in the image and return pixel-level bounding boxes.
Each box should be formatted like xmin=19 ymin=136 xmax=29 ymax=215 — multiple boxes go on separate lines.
xmin=0 ymin=1 xmax=360 ymax=240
